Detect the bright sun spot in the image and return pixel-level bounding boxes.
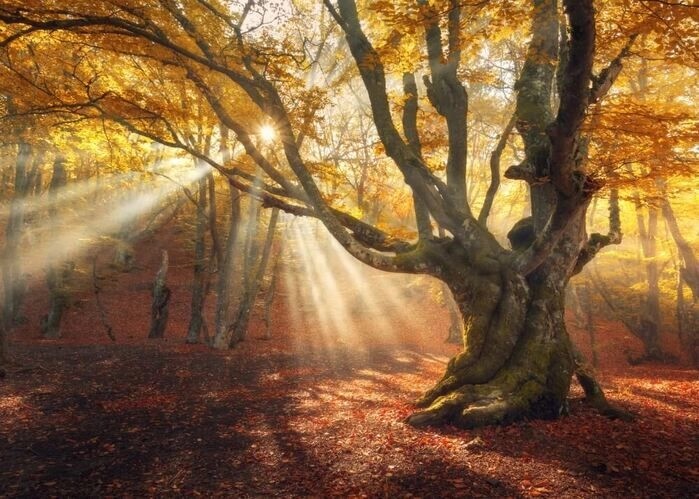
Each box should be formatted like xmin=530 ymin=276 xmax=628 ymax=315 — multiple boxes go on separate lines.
xmin=260 ymin=125 xmax=276 ymax=142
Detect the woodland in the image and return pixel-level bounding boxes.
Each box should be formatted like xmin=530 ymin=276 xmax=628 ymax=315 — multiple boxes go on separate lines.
xmin=0 ymin=0 xmax=697 ymax=497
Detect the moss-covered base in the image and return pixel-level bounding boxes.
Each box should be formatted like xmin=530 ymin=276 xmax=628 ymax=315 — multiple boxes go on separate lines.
xmin=407 ymin=339 xmax=573 ymax=428
xmin=408 ymin=276 xmax=574 ymax=429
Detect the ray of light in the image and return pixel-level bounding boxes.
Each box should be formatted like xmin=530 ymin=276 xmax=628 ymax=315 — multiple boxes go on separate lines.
xmin=328 ymin=235 xmax=398 ymax=342
xmin=292 ymin=221 xmax=334 ymax=341
xmin=0 ymin=171 xmax=136 ymax=220
xmin=10 ymin=162 xmax=211 ymax=277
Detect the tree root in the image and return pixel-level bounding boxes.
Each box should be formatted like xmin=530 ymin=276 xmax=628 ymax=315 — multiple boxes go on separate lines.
xmin=408 ymin=365 xmax=552 ymax=429
xmin=416 ymin=273 xmax=529 ymax=409
xmin=574 ymin=353 xmax=635 ymax=422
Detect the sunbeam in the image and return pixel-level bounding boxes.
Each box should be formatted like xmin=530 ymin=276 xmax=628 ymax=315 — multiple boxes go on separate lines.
xmin=281 ymin=218 xmax=432 ymax=356
xmin=7 ymin=161 xmax=211 ymax=278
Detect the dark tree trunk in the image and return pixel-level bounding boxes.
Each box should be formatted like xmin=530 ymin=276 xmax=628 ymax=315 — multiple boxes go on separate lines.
xmin=148 ymin=250 xmax=170 ymax=339
xmin=579 ymin=283 xmax=598 ymax=367
xmin=0 ymin=320 xmax=8 ymax=364
xmin=43 ymin=155 xmax=72 ymax=339
xmin=186 ymin=175 xmax=209 ymax=344
xmin=2 ymin=138 xmax=31 ymax=327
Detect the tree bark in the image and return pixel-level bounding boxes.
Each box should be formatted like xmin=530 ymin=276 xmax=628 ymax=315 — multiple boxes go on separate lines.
xmin=2 ymin=138 xmax=31 ymax=327
xmin=407 ymin=206 xmax=626 ymax=427
xmin=43 ymin=155 xmax=72 ymax=339
xmin=229 ymin=208 xmax=279 ymax=346
xmin=409 ymin=266 xmax=573 ymax=428
xmin=213 ymin=182 xmax=242 ymax=349
xmin=442 ymin=283 xmax=464 ymax=345
xmin=186 ymin=174 xmax=209 ymax=344
xmin=148 ymin=250 xmax=170 ymax=339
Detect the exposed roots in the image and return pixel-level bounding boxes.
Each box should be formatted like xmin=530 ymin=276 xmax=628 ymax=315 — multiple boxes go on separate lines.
xmin=407 ymin=368 xmax=556 ymax=428
xmin=416 ymin=273 xmax=529 ymax=409
xmin=574 ymin=352 xmax=635 ymax=422
xmin=409 ymin=275 xmax=576 ymax=429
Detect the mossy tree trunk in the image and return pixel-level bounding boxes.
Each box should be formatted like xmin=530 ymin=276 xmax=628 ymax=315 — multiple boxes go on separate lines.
xmin=408 ymin=212 xmax=588 ymax=428
xmin=442 ymin=283 xmax=464 ymax=345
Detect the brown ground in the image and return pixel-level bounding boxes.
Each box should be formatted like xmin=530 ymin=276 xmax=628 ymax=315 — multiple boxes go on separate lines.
xmin=1 ymin=228 xmax=698 ymax=498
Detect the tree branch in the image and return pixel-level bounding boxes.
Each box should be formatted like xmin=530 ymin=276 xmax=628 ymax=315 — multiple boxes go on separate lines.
xmin=479 ymin=112 xmax=516 ymax=225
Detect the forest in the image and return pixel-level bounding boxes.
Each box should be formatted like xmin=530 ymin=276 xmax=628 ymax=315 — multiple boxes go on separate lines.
xmin=0 ymin=0 xmax=697 ymax=497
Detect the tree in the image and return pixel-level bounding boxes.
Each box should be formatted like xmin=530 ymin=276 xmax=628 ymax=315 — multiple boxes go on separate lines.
xmin=0 ymin=0 xmax=695 ymax=427
xmin=42 ymin=154 xmax=72 ymax=339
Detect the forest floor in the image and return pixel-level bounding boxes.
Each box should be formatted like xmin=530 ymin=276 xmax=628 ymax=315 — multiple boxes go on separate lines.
xmin=1 ymin=228 xmax=698 ymax=498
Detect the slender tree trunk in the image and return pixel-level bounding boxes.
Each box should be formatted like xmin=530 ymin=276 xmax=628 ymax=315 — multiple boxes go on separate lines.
xmin=262 ymin=240 xmax=282 ymax=340
xmin=186 ymin=174 xmax=208 ymax=343
xmin=112 ymin=221 xmax=136 ymax=272
xmin=633 ymin=199 xmax=666 ymax=361
xmin=242 ymin=196 xmax=261 ymax=290
xmin=229 ymin=208 xmax=279 ymax=346
xmin=213 ymin=182 xmax=241 ymax=349
xmin=43 ymin=155 xmax=72 ymax=339
xmin=0 ymin=320 xmax=8 ymax=365
xmin=2 ymin=138 xmax=31 ymax=326
xmin=148 ymin=250 xmax=170 ymax=339
xmin=207 ymin=173 xmax=223 ymax=267
xmin=658 ymin=183 xmax=699 ymax=301
xmin=579 ymin=283 xmax=598 ymax=367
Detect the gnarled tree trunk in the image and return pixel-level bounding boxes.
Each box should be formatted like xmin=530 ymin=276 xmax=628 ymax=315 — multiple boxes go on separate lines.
xmin=408 ymin=213 xmax=586 ymax=428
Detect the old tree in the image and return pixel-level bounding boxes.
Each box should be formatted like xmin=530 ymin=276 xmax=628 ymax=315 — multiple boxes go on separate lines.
xmin=0 ymin=0 xmax=695 ymax=426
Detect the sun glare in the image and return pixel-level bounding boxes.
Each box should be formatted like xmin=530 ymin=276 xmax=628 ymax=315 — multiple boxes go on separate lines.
xmin=259 ymin=124 xmax=276 ymax=143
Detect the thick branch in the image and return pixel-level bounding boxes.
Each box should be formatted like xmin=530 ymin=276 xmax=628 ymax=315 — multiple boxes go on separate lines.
xmin=547 ymin=0 xmax=595 ymax=198
xmin=402 ymin=72 xmax=432 ymax=240
xmin=421 ymin=0 xmax=469 ymax=213
xmin=324 ymin=0 xmax=463 ymax=233
xmin=590 ymin=34 xmax=637 ymax=104
xmin=573 ymin=188 xmax=622 ymax=275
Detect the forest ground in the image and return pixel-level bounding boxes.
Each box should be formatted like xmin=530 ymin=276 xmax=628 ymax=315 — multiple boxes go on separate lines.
xmin=1 ymin=228 xmax=698 ymax=498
